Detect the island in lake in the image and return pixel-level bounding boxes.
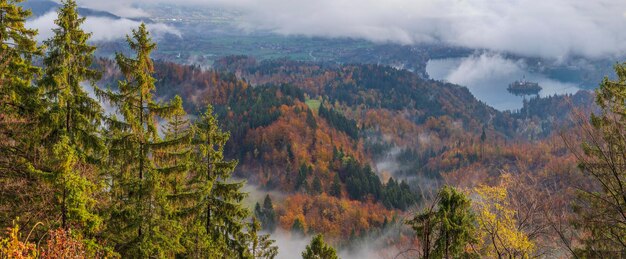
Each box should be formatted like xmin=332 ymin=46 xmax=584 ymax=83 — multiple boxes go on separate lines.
xmin=507 ymin=77 xmax=542 ymax=96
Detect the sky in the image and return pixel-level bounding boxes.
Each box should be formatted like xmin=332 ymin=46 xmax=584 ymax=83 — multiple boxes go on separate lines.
xmin=25 ymin=0 xmax=626 ymax=60
xmin=56 ymin=0 xmax=626 ymax=60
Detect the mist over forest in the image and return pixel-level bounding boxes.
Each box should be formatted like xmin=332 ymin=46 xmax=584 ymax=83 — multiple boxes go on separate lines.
xmin=2 ymin=0 xmax=626 ymax=258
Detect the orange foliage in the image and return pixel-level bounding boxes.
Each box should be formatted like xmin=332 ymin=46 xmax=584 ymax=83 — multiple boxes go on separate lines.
xmin=364 ymin=109 xmax=422 ymax=146
xmin=0 ymin=223 xmax=37 ymax=259
xmin=440 ymin=131 xmax=581 ymax=189
xmin=243 ymin=101 xmax=365 ymax=190
xmin=39 ymin=229 xmax=88 ymax=259
xmin=277 ymin=193 xmax=394 ymax=239
xmin=1 ymin=223 xmax=113 ymax=259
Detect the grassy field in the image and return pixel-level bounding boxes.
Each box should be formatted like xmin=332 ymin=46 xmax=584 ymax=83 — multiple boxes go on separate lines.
xmin=305 ymin=98 xmax=321 ymax=114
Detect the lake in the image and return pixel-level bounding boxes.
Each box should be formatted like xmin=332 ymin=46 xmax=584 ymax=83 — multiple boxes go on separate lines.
xmin=426 ymin=54 xmax=580 ymax=111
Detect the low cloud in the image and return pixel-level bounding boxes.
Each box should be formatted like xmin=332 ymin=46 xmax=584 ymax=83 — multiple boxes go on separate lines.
xmin=444 ymin=53 xmax=525 ymax=88
xmin=374 ymin=146 xmax=403 ymax=182
xmin=271 ymin=231 xmax=311 ymax=259
xmin=71 ymin=0 xmax=626 ymax=60
xmin=27 ymin=11 xmax=180 ymax=42
xmin=270 ymin=227 xmax=404 ymax=259
xmin=231 ymin=0 xmax=626 ymax=60
xmin=241 ymin=182 xmax=287 ymax=209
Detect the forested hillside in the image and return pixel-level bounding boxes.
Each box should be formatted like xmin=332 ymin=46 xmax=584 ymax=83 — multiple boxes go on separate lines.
xmin=1 ymin=1 xmax=624 ymax=258
xmin=1 ymin=1 xmax=275 ymax=257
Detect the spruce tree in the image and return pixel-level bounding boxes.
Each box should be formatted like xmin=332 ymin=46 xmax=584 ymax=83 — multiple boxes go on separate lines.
xmin=262 ymin=195 xmax=277 ymax=232
xmin=291 ymin=219 xmax=305 ymax=236
xmin=407 ymin=186 xmax=476 ymax=259
xmin=0 ymin=0 xmax=42 ymax=164
xmin=40 ymin=0 xmax=103 ymax=154
xmin=330 ymin=174 xmax=341 ymax=198
xmin=0 ymin=0 xmax=41 ymax=117
xmin=312 ymin=175 xmax=322 ymax=195
xmin=154 ymin=96 xmax=191 ymax=198
xmin=244 ymin=218 xmax=278 ymax=259
xmin=0 ymin=0 xmax=48 ymax=233
xmin=97 ymin=24 xmax=183 ymax=257
xmin=187 ymin=104 xmax=247 ymax=256
xmin=433 ymin=186 xmax=475 ymax=258
xmin=302 ymin=234 xmax=338 ymax=259
xmin=50 ymin=136 xmax=101 ymax=233
xmin=255 ymin=202 xmax=263 ymax=219
xmin=255 ymin=195 xmax=277 ymax=232
xmin=38 ymin=0 xmax=103 ymax=232
xmin=153 ymin=96 xmax=200 ymax=258
xmin=295 ymin=164 xmax=309 ymax=192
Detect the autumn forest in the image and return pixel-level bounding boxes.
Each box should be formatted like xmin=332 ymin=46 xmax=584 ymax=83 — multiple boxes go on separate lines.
xmin=2 ymin=0 xmax=626 ymax=258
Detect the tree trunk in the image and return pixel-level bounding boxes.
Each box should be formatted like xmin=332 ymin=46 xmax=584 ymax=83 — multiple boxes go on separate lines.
xmin=138 ymin=90 xmax=144 ymax=239
xmin=205 ymin=131 xmax=212 ymax=234
xmin=62 ymin=187 xmax=67 ymax=229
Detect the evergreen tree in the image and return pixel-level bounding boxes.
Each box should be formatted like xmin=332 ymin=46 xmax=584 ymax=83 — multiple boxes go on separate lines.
xmin=312 ymin=175 xmax=322 ymax=195
xmin=262 ymin=195 xmax=277 ymax=232
xmin=187 ymin=104 xmax=248 ymax=257
xmin=301 ymin=234 xmax=338 ymax=259
xmin=433 ymin=186 xmax=475 ymax=258
xmin=407 ymin=186 xmax=476 ymax=259
xmin=318 ymin=104 xmax=358 ymax=139
xmin=330 ymin=174 xmax=341 ymax=198
xmin=97 ymin=24 xmax=183 ymax=257
xmin=0 ymin=0 xmax=47 ymax=231
xmin=255 ymin=202 xmax=263 ymax=220
xmin=295 ymin=164 xmax=309 ymax=192
xmin=291 ymin=219 xmax=306 ymax=236
xmin=154 ymin=96 xmax=191 ymax=198
xmin=49 ymin=136 xmax=101 ymax=233
xmin=480 ymin=126 xmax=486 ymax=143
xmin=381 ymin=178 xmax=417 ymax=210
xmin=0 ymin=0 xmax=42 ymax=120
xmin=255 ymin=194 xmax=277 ymax=232
xmin=480 ymin=126 xmax=486 ymax=157
xmin=244 ymin=218 xmax=278 ymax=259
xmin=408 ymin=207 xmax=437 ymax=259
xmin=341 ymin=158 xmax=381 ymax=201
xmin=40 ymin=0 xmax=103 ymax=155
xmin=38 ymin=0 xmax=104 ymax=232
xmin=306 ymin=108 xmax=317 ymax=129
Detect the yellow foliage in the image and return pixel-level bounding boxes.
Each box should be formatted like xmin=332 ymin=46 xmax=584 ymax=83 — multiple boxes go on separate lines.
xmin=0 ymin=222 xmax=38 ymax=259
xmin=473 ymin=176 xmax=534 ymax=258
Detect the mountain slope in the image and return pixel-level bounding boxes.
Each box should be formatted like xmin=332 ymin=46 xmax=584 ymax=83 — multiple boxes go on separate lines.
xmin=96 ymin=57 xmax=594 ymax=240
xmin=21 ymin=0 xmax=121 ymax=19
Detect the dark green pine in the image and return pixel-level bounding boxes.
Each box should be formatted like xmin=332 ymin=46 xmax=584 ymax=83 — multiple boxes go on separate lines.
xmin=0 ymin=0 xmax=44 ymax=166
xmin=0 ymin=0 xmax=48 ymax=234
xmin=186 ymin=104 xmax=248 ymax=257
xmin=97 ymin=23 xmax=184 ymax=258
xmin=38 ymin=0 xmax=104 ymax=232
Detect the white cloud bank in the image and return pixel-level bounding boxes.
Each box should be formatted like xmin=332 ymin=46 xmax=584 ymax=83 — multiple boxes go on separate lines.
xmin=27 ymin=11 xmax=180 ymax=42
xmin=70 ymin=0 xmax=626 ymax=60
